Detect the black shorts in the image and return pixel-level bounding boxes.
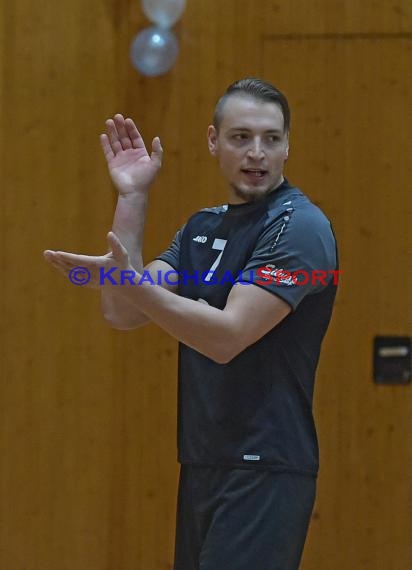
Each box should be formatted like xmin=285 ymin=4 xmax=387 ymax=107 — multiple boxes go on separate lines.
xmin=173 ymin=465 xmax=316 ymax=570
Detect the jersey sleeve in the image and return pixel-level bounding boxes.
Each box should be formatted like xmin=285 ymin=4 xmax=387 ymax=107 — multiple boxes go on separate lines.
xmin=238 ymin=206 xmax=338 ymax=310
xmin=155 ymin=225 xmax=185 ymax=271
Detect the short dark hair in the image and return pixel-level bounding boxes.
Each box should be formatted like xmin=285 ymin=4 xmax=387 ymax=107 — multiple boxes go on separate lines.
xmin=213 ymin=78 xmax=290 ymax=133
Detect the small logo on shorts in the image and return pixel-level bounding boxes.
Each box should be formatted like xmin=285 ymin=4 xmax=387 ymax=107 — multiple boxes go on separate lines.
xmin=243 ymin=454 xmax=261 ymax=461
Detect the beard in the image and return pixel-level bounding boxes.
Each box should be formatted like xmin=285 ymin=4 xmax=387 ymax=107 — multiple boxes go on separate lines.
xmin=231 ymin=181 xmax=279 ymax=203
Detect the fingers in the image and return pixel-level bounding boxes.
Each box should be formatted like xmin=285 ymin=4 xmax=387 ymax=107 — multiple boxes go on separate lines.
xmin=102 ymin=114 xmax=148 ymax=152
xmin=113 ymin=114 xmax=133 ymax=150
xmin=103 ymin=114 xmax=142 ymax=154
xmin=101 ymin=114 xmax=160 ymax=168
xmin=44 ymin=250 xmax=72 ymax=269
xmin=44 ymin=241 xmax=128 ymax=270
xmin=54 ymin=251 xmax=101 ymax=266
xmin=44 ymin=249 xmax=100 ymax=270
xmin=124 ymin=118 xmax=146 ymax=150
xmin=100 ymin=133 xmax=115 ymax=161
xmin=104 ymin=118 xmax=123 ymax=155
xmin=44 ymin=250 xmax=75 ymax=279
xmin=150 ymin=136 xmax=163 ymax=169
xmin=44 ymin=239 xmax=132 ymax=289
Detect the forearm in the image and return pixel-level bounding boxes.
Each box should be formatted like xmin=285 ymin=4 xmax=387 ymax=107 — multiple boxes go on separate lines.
xmin=114 ymin=281 xmax=238 ymax=362
xmin=101 ymin=192 xmax=149 ymax=327
xmin=111 ymin=192 xmax=148 ymax=268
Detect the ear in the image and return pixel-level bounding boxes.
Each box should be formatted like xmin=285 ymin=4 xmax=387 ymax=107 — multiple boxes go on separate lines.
xmin=284 ymin=132 xmax=290 ymax=160
xmin=207 ymin=125 xmax=218 ymax=156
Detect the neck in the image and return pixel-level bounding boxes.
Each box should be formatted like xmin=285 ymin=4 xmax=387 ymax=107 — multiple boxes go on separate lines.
xmin=227 ymin=175 xmax=285 ymax=205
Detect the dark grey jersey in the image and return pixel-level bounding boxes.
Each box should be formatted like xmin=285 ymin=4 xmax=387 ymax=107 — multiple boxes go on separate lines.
xmin=157 ymin=180 xmax=338 ymax=476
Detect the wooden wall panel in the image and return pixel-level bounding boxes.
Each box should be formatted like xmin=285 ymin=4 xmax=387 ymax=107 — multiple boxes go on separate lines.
xmin=1 ymin=0 xmax=411 ymax=568
xmin=260 ymin=0 xmax=412 ymax=34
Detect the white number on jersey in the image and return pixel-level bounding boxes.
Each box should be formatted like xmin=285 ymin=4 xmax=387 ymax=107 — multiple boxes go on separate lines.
xmin=204 ymin=238 xmax=228 ymax=282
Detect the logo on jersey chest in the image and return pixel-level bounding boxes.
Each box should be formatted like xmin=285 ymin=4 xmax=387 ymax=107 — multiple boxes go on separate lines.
xmin=192 ymin=235 xmax=208 ymax=243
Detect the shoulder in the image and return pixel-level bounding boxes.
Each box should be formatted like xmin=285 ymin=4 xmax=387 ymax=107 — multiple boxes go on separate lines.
xmin=254 ymin=186 xmax=337 ymax=272
xmin=199 ymin=204 xmax=228 ymax=215
xmin=265 ymin=186 xmax=335 ymax=239
xmin=267 ymin=186 xmax=329 ymax=221
xmin=181 ymin=203 xmax=228 ymax=235
xmin=186 ymin=203 xmax=228 ymax=223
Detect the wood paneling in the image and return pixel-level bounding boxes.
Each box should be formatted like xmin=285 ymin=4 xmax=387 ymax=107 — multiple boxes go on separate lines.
xmin=1 ymin=0 xmax=411 ymax=568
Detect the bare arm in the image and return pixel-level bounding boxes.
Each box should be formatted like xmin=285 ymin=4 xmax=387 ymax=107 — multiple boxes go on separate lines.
xmin=102 ymin=259 xmax=178 ymax=329
xmin=45 ymin=234 xmax=291 ymax=362
xmin=99 ymin=114 xmax=164 ymax=328
xmin=111 ymin=274 xmax=291 ymax=362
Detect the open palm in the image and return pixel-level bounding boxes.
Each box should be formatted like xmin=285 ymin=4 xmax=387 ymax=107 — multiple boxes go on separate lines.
xmin=101 ymin=114 xmax=163 ymax=195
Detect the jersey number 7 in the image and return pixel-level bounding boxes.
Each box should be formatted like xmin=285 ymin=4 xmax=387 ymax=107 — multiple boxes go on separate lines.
xmin=204 ymin=238 xmax=228 ymax=282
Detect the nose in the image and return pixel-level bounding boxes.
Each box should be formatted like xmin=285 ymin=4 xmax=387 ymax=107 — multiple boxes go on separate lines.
xmin=246 ymin=138 xmax=265 ymax=160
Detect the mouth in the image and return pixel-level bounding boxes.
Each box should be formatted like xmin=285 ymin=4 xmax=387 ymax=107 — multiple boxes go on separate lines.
xmin=241 ymin=169 xmax=268 ymax=181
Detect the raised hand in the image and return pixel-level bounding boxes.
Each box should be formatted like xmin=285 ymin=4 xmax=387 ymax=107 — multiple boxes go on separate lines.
xmin=101 ymin=114 xmax=163 ymax=195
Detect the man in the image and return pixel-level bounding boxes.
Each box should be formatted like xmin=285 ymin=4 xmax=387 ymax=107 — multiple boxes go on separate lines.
xmin=44 ymin=78 xmax=338 ymax=569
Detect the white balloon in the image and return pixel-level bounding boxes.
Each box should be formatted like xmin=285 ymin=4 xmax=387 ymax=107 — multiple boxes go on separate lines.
xmin=142 ymin=0 xmax=186 ymax=28
xmin=130 ymin=27 xmax=179 ymax=76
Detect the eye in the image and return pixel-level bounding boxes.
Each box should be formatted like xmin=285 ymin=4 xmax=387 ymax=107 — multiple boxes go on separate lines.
xmin=267 ymin=135 xmax=280 ymax=143
xmin=233 ymin=133 xmax=248 ymax=141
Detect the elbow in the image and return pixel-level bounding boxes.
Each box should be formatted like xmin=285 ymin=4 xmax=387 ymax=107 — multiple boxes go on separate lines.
xmin=103 ymin=317 xmax=133 ymax=330
xmin=100 ymin=294 xmax=148 ymax=330
xmin=106 ymin=321 xmax=137 ymax=331
xmin=213 ymin=353 xmax=234 ymax=365
xmin=208 ymin=340 xmax=244 ymax=364
xmin=102 ymin=312 xmax=146 ymax=331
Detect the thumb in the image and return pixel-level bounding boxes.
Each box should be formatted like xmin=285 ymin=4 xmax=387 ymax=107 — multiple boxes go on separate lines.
xmin=107 ymin=232 xmax=128 ymax=264
xmin=150 ymin=136 xmax=163 ymax=169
